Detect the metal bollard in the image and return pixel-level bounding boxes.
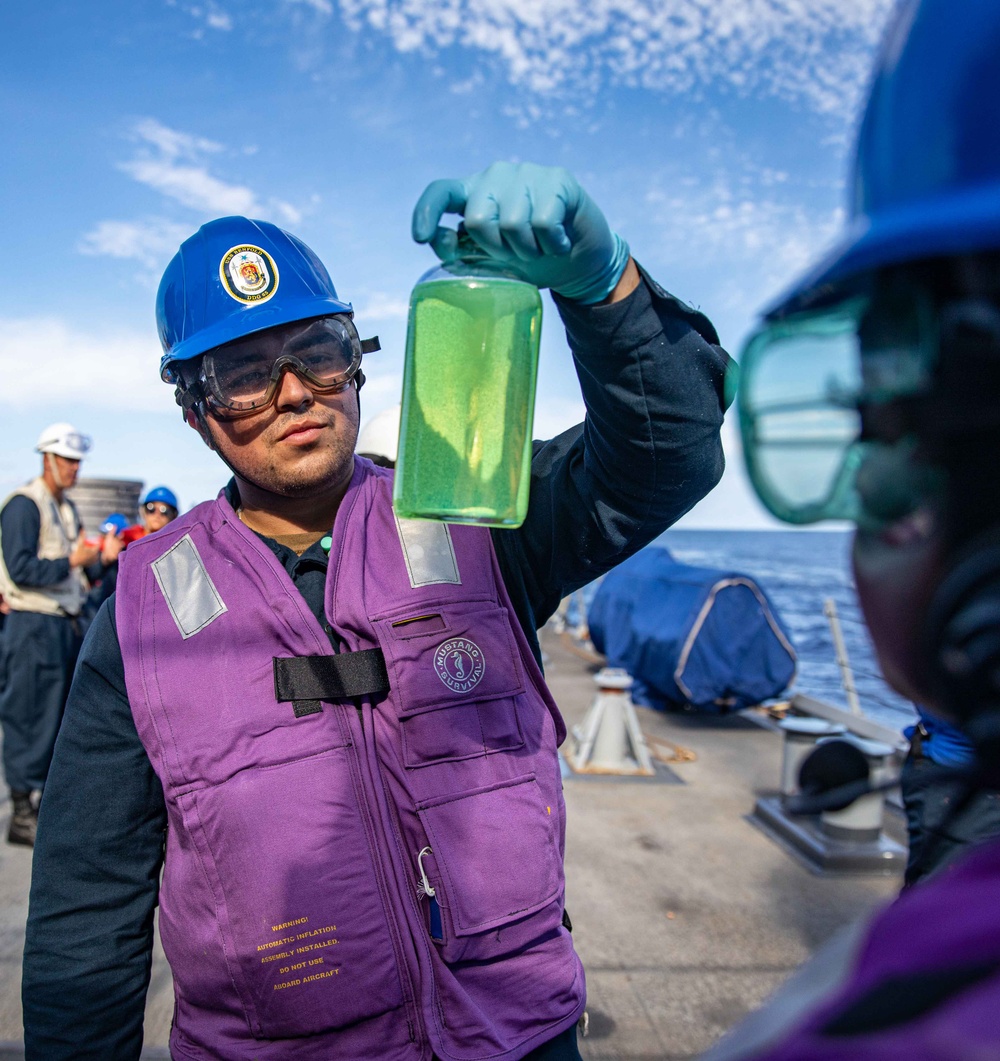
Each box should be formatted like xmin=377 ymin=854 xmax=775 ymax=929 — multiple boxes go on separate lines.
xmin=778 ymin=717 xmax=847 ymax=797
xmin=820 ymin=736 xmax=895 ymax=842
xmin=568 ymin=668 xmax=655 ymax=776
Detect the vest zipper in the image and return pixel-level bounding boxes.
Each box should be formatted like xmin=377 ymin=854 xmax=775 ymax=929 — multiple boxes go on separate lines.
xmin=346 ymin=701 xmax=424 ymax=1047
xmin=363 ymin=739 xmax=450 ymax=1035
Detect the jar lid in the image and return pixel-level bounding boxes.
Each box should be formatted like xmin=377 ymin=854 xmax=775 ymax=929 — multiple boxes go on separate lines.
xmin=418 ymin=225 xmax=529 ymax=285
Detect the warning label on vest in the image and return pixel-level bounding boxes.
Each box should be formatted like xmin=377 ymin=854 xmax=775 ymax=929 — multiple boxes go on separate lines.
xmin=256 ymin=915 xmax=341 ymax=991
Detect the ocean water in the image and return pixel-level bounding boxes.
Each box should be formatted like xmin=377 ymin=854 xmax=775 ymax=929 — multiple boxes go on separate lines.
xmin=579 ymin=528 xmax=917 ymax=735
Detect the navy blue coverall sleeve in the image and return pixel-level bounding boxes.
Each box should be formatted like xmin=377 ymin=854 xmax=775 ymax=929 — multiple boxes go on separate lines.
xmin=22 ymin=602 xmax=166 ymax=1060
xmin=0 ymin=495 xmax=71 ymax=587
xmin=492 ymin=263 xmax=731 ymax=653
xmin=22 ymin=269 xmax=731 ymax=1058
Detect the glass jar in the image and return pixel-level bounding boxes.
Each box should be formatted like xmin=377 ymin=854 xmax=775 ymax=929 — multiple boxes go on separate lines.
xmin=393 ymin=247 xmax=542 ymax=528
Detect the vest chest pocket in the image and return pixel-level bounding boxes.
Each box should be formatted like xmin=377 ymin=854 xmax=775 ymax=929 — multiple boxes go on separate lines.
xmin=415 ymin=773 xmax=564 ymax=964
xmin=376 ymin=602 xmax=527 ymax=768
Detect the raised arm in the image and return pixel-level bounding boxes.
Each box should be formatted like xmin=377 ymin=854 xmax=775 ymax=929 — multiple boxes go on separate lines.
xmin=412 ymin=161 xmax=733 ymax=641
xmin=497 ymin=262 xmax=731 ymax=635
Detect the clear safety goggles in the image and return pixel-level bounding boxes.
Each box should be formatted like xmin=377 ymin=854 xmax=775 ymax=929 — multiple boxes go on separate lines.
xmin=143 ymin=501 xmax=176 ymax=516
xmin=737 ymin=295 xmax=938 ymax=525
xmin=194 ymin=316 xmax=366 ymax=420
xmin=40 ymin=432 xmax=92 ymax=457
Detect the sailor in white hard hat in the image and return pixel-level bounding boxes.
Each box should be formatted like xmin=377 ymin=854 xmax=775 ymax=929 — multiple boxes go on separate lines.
xmin=0 ymin=423 xmax=116 ymax=845
xmin=356 ymin=404 xmax=400 ymax=468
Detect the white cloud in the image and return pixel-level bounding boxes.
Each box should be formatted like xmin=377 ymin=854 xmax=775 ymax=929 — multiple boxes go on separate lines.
xmin=286 ymin=0 xmax=334 ymax=12
xmin=121 ymin=157 xmax=261 ymax=216
xmin=358 ymin=371 xmax=404 ymax=408
xmin=643 ymin=163 xmax=845 ymax=328
xmin=354 ymin=291 xmax=410 ymax=321
xmin=118 ymin=118 xmax=301 ymax=225
xmin=172 ymin=1 xmax=236 ymax=33
xmin=77 ymin=217 xmax=193 ymax=280
xmin=130 ymin=118 xmax=222 ymax=160
xmin=336 ymin=0 xmax=895 ymax=120
xmin=0 ymin=318 xmax=172 ymax=413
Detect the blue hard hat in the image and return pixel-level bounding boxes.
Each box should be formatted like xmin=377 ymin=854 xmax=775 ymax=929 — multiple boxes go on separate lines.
xmin=157 ymin=217 xmax=354 ymax=381
xmin=766 ymin=0 xmax=1000 ymax=320
xmin=142 ymin=485 xmax=179 ymax=510
xmin=101 ymin=513 xmax=129 ymax=535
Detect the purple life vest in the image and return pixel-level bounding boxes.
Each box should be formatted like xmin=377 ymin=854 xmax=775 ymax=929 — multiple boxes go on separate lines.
xmin=743 ymin=836 xmax=1000 ymax=1059
xmin=116 ymin=460 xmax=585 ymax=1061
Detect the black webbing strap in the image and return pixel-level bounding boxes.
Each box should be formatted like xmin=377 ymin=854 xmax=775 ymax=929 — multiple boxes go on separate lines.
xmin=273 ymin=649 xmax=390 ymax=719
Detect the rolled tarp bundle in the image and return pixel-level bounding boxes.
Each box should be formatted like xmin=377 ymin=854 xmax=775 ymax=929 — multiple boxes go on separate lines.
xmin=588 ymin=546 xmax=796 ymax=714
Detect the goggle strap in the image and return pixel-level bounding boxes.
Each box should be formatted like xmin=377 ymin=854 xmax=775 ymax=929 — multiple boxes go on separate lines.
xmin=361 ymin=336 xmax=380 ymax=354
xmin=175 ymin=383 xmax=208 ymax=422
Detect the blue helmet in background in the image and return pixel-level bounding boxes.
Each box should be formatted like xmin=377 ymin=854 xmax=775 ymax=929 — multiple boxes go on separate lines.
xmin=142 ymin=485 xmax=179 ymax=511
xmin=101 ymin=513 xmax=129 ymax=536
xmin=766 ymin=0 xmax=1000 ymax=319
xmin=157 ymin=217 xmax=354 ymax=382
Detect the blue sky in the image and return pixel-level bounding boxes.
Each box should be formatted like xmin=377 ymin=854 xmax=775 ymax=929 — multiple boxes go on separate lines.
xmin=1 ymin=0 xmax=896 ymax=527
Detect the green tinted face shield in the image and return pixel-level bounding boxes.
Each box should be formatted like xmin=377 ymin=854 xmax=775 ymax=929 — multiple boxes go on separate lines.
xmin=737 ymin=294 xmax=938 ymax=526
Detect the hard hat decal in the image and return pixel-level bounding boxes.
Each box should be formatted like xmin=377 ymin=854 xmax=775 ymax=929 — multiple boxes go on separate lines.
xmin=219 ymin=245 xmax=279 ymax=304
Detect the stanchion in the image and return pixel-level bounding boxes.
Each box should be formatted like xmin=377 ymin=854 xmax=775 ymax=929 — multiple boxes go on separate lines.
xmin=567 ymin=668 xmax=656 ymax=777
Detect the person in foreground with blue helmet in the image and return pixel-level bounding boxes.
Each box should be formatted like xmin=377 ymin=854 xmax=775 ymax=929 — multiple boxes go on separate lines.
xmin=22 ymin=161 xmax=732 ymax=1061
xmin=703 ymin=0 xmax=1000 ymax=1056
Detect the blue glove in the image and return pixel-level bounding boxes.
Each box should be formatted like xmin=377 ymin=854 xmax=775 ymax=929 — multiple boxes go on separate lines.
xmin=412 ymin=162 xmax=631 ymax=304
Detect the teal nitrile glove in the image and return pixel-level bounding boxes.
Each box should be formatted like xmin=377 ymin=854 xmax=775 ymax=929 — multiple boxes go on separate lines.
xmin=412 ymin=161 xmax=631 ymax=304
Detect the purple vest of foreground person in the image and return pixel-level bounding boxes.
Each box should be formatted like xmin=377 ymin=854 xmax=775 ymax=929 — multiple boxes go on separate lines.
xmin=748 ymin=835 xmax=1000 ymax=1059
xmin=115 ymin=459 xmax=584 ymax=1061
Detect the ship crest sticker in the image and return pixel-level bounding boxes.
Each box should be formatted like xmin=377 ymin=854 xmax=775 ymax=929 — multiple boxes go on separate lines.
xmin=434 ymin=638 xmax=485 ymax=693
xmin=220 ymin=245 xmax=279 ymax=304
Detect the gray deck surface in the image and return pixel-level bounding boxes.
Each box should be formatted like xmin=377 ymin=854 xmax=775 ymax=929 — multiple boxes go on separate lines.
xmin=0 ymin=624 xmax=901 ymax=1059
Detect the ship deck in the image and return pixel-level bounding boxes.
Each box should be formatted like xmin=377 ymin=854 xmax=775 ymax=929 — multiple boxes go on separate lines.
xmin=0 ymin=624 xmax=902 ymax=1059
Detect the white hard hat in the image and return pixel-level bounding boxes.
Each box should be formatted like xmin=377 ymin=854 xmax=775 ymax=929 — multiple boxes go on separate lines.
xmin=356 ymin=405 xmax=400 ymax=463
xmin=35 ymin=422 xmax=92 ymax=460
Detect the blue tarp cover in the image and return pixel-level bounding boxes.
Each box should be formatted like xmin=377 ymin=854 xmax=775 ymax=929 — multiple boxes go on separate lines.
xmin=588 ymin=546 xmax=797 ymax=714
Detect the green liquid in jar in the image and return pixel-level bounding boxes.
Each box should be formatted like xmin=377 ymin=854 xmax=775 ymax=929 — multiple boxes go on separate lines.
xmin=394 ymin=275 xmax=542 ymax=527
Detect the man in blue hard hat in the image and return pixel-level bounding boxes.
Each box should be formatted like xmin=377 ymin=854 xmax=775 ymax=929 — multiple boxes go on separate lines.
xmin=22 ymin=162 xmax=733 ymax=1060
xmin=0 ymin=423 xmax=110 ymax=846
xmin=85 ymin=490 xmax=179 ymax=617
xmin=704 ymin=0 xmax=1000 ymax=1056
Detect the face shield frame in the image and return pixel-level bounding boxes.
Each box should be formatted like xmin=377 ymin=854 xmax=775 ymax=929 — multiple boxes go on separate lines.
xmin=737 ymin=290 xmax=940 ymax=527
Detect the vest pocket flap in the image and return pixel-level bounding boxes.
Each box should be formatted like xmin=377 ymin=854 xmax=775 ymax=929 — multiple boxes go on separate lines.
xmin=376 ymin=601 xmax=525 ymax=717
xmin=401 ymin=696 xmax=524 ymax=769
xmin=416 ymin=774 xmax=561 ymax=936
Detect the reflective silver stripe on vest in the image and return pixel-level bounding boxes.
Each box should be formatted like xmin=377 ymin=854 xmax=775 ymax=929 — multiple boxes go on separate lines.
xmin=151 ymin=534 xmax=228 ymax=639
xmin=393 ymin=513 xmax=461 ymax=588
